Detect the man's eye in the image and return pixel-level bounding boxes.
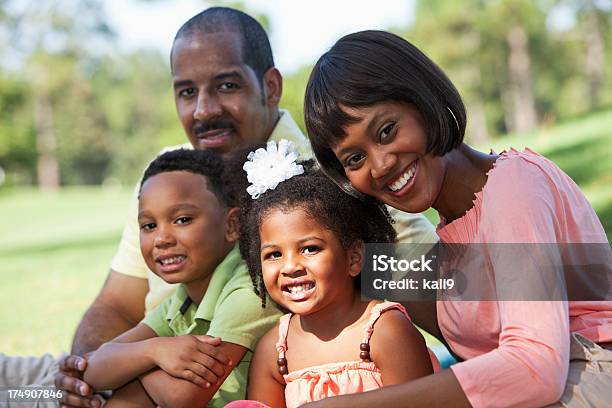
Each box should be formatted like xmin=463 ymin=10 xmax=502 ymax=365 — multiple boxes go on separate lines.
xmin=345 ymin=153 xmax=364 ymax=168
xmin=175 ymin=216 xmax=192 ymax=224
xmin=140 ymin=223 xmax=156 ymax=231
xmin=303 ymin=245 xmax=320 ymax=254
xmin=219 ymin=82 xmax=239 ymax=91
xmin=380 ymin=122 xmax=395 ymax=142
xmin=178 ymin=88 xmax=195 ymax=97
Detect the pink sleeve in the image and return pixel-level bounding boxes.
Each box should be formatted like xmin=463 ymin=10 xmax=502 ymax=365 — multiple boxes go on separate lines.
xmin=451 ymin=156 xmax=570 ymax=408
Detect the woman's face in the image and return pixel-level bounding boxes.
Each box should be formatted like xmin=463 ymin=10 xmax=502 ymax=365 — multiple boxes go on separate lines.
xmin=332 ymin=101 xmax=446 ymax=213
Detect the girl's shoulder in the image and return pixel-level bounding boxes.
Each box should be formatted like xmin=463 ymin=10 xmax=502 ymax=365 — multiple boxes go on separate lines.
xmin=255 ymin=318 xmax=284 ymax=355
xmin=364 ymin=301 xmax=415 ymax=345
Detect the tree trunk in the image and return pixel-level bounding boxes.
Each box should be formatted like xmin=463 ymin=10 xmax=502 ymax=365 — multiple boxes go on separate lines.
xmin=467 ymin=101 xmax=489 ymax=147
xmin=506 ymin=25 xmax=537 ymax=133
xmin=584 ymin=10 xmax=604 ymax=109
xmin=34 ymin=89 xmax=60 ymax=190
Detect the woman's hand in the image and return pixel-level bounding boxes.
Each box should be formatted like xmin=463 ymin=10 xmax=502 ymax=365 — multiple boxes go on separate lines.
xmin=150 ymin=335 xmax=231 ymax=387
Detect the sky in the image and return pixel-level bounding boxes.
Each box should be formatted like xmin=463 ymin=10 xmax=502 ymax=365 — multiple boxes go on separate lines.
xmin=106 ymin=0 xmax=415 ymax=73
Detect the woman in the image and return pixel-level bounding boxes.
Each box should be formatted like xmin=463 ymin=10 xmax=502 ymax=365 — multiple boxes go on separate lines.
xmin=303 ymin=30 xmax=611 ymax=407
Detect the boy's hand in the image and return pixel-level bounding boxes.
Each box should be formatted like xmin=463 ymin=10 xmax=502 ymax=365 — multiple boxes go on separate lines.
xmin=151 ymin=335 xmax=231 ymax=387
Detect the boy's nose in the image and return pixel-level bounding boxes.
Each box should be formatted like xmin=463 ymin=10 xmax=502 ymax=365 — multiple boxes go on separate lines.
xmin=154 ymin=231 xmax=176 ymax=248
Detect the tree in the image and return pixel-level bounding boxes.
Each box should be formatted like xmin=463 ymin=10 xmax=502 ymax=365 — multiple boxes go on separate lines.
xmin=1 ymin=0 xmax=115 ymax=189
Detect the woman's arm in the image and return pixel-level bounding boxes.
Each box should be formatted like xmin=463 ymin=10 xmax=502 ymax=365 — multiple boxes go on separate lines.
xmin=83 ymin=323 xmax=159 ymax=390
xmin=247 ymin=326 xmax=286 ymax=408
xmin=302 ymin=369 xmax=470 ymax=408
xmin=370 ymin=309 xmax=433 ymax=384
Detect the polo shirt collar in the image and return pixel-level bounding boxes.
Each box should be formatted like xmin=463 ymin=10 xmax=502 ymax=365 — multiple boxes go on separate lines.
xmin=164 ymin=245 xmax=243 ymax=324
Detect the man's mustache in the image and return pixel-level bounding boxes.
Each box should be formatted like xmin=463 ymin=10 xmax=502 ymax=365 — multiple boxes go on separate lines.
xmin=194 ymin=120 xmax=235 ymax=134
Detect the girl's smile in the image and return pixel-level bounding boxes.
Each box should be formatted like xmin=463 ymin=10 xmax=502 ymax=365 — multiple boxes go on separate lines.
xmin=259 ymin=207 xmax=361 ymax=316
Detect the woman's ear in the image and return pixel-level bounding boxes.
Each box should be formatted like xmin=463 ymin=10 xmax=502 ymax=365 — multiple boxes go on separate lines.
xmin=225 ymin=207 xmax=241 ymax=243
xmin=348 ymin=242 xmax=364 ymax=278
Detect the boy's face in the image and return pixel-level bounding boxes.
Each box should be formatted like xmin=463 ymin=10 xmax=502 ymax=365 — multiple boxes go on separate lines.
xmin=171 ymin=31 xmax=278 ymax=154
xmin=138 ymin=171 xmax=235 ymax=288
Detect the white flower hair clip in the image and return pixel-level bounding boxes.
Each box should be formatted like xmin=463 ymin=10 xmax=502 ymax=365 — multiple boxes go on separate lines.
xmin=243 ymin=139 xmax=304 ymax=199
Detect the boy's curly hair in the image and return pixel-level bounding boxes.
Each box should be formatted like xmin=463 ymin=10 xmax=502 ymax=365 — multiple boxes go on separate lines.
xmin=223 ymin=146 xmax=397 ymax=307
xmin=140 ymin=148 xmax=235 ymax=206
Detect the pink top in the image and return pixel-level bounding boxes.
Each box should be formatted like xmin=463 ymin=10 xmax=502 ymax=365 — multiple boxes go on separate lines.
xmin=276 ymin=301 xmax=440 ymax=408
xmin=437 ymin=148 xmax=611 ymax=408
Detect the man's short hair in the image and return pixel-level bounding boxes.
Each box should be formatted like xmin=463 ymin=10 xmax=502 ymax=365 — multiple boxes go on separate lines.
xmin=173 ymin=7 xmax=275 ymax=82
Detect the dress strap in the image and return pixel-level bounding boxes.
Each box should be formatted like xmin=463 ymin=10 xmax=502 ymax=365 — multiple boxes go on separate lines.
xmin=275 ymin=313 xmax=293 ymax=375
xmin=359 ymin=301 xmax=410 ymax=361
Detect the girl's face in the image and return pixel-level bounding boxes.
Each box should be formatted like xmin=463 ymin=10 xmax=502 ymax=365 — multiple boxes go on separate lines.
xmin=259 ymin=207 xmax=362 ymax=316
xmin=331 ymin=101 xmax=446 ymax=214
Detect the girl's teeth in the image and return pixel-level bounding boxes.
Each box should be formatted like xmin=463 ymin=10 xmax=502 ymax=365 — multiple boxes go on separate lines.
xmin=288 ymin=283 xmax=313 ymax=294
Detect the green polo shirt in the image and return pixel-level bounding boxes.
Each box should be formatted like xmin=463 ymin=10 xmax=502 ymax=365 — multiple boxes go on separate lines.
xmin=142 ymin=245 xmax=281 ymax=407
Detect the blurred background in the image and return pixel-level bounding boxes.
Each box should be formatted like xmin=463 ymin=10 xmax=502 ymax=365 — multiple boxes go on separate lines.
xmin=1 ymin=0 xmax=611 ymax=356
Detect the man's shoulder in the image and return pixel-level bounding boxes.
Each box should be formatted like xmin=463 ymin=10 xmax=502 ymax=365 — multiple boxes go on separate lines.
xmin=270 ymin=109 xmax=312 ymax=159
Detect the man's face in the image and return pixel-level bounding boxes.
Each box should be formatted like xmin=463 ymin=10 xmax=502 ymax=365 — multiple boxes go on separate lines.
xmin=171 ymin=31 xmax=276 ymax=154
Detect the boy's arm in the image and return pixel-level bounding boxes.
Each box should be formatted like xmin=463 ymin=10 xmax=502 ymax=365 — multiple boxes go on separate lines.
xmin=139 ymin=341 xmax=247 ymax=408
xmin=83 ymin=323 xmax=159 ymax=391
xmin=369 ymin=309 xmax=434 ymax=385
xmin=246 ymin=327 xmax=286 ymax=408
xmin=104 ymin=378 xmax=156 ymax=408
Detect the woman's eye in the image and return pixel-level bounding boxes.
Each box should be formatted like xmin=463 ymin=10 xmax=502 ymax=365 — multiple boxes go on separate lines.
xmin=303 ymin=245 xmax=320 ymax=255
xmin=380 ymin=122 xmax=395 ymax=142
xmin=345 ymin=153 xmax=364 ymax=168
xmin=175 ymin=216 xmax=192 ymax=224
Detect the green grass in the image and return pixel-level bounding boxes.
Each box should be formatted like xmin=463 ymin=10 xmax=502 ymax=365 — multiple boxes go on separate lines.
xmin=1 ymin=110 xmax=610 ymax=357
xmin=0 ymin=187 xmax=132 ymax=355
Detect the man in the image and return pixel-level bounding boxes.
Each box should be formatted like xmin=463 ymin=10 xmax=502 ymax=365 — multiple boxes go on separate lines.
xmin=2 ymin=7 xmax=437 ymax=408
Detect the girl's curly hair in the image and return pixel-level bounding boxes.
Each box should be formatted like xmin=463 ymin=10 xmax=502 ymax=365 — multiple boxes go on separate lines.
xmin=223 ymin=146 xmax=397 ymax=307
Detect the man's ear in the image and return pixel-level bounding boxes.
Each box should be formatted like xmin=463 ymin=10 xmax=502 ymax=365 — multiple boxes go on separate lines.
xmin=225 ymin=207 xmax=241 ymax=243
xmin=263 ymin=67 xmax=282 ymax=107
xmin=348 ymin=242 xmax=364 ymax=278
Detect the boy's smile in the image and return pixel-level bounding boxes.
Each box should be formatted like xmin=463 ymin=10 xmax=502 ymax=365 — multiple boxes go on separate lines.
xmin=138 ymin=171 xmax=234 ymax=303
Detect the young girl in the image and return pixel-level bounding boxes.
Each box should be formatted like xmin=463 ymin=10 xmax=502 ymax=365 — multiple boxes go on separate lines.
xmin=303 ymin=30 xmax=612 ymax=407
xmin=227 ymin=140 xmax=437 ymax=408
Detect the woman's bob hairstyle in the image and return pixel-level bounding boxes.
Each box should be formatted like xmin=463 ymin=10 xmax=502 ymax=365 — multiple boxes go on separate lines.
xmin=304 ymin=30 xmax=466 ymax=200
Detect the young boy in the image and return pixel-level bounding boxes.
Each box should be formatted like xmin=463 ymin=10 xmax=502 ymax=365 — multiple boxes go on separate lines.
xmin=83 ymin=149 xmax=281 ymax=407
